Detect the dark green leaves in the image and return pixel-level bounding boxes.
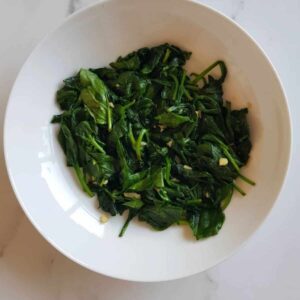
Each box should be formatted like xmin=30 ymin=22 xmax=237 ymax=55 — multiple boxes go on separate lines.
xmin=139 ymin=205 xmax=184 ymax=230
xmin=96 ymin=189 xmax=119 ymax=216
xmin=57 ymin=88 xmax=79 ymax=111
xmin=51 ymin=43 xmax=254 ymax=240
xmin=129 ymin=166 xmax=165 ymax=191
xmin=188 ymin=209 xmax=225 ymax=240
xmin=58 ymin=124 xmax=78 ymax=167
xmin=230 ymin=108 xmax=252 ymax=163
xmin=84 ymin=152 xmax=115 ymax=181
xmin=56 ymin=75 xmax=81 ymax=110
xmin=123 ymin=199 xmax=144 ymax=209
xmin=58 ymin=124 xmax=94 ymax=197
xmin=75 ymin=121 xmax=105 ymax=153
xmin=79 ymin=69 xmax=112 ymax=131
xmin=110 ymin=52 xmax=140 ymax=71
xmin=155 ymin=112 xmax=191 ymax=128
xmin=218 ymin=183 xmax=234 ymax=210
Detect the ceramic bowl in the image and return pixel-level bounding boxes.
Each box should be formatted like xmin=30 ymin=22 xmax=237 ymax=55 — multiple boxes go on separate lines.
xmin=4 ymin=0 xmax=291 ymax=282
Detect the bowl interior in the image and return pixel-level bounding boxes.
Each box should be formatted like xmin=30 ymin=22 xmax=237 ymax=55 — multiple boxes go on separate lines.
xmin=4 ymin=0 xmax=291 ymax=281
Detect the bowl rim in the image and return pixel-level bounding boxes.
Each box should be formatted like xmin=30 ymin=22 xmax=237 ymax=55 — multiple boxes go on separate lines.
xmin=3 ymin=0 xmax=292 ymax=282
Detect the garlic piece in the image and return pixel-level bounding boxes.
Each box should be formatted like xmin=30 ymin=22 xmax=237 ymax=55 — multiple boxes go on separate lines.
xmin=183 ymin=165 xmax=192 ymax=170
xmin=219 ymin=157 xmax=228 ymax=166
xmin=100 ymin=214 xmax=109 ymax=224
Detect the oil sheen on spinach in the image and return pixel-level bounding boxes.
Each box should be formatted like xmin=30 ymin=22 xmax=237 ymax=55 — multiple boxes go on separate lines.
xmin=51 ymin=44 xmax=255 ymax=240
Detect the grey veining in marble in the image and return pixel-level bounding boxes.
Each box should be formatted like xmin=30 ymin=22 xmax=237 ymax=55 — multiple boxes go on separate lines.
xmin=230 ymin=0 xmax=245 ymax=20
xmin=0 ymin=0 xmax=300 ymax=299
xmin=68 ymin=0 xmax=99 ymax=15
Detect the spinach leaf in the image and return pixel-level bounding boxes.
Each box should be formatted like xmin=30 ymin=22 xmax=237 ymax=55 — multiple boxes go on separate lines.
xmin=52 ymin=43 xmax=254 ymax=239
xmin=139 ymin=205 xmax=184 ymax=230
xmin=231 ymin=108 xmax=252 ymax=164
xmin=79 ymin=69 xmax=112 ymax=131
xmin=155 ymin=112 xmax=191 ymax=128
xmin=58 ymin=124 xmax=94 ymax=197
xmin=56 ymin=75 xmax=81 ymax=110
xmin=74 ymin=121 xmax=105 ymax=153
xmin=123 ymin=199 xmax=144 ymax=209
xmin=110 ymin=52 xmax=140 ymax=71
xmin=188 ymin=209 xmax=225 ymax=239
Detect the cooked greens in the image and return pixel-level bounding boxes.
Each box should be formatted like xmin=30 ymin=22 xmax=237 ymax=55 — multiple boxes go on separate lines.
xmin=51 ymin=43 xmax=254 ymax=239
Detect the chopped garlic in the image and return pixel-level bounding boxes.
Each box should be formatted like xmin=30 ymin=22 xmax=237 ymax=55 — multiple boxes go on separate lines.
xmin=123 ymin=192 xmax=141 ymax=200
xmin=158 ymin=125 xmax=166 ymax=132
xmin=166 ymin=139 xmax=173 ymax=147
xmin=219 ymin=157 xmax=228 ymax=166
xmin=109 ymin=102 xmax=115 ymax=108
xmin=205 ymin=192 xmax=210 ymax=198
xmin=172 ymin=177 xmax=180 ymax=183
xmin=183 ymin=165 xmax=192 ymax=170
xmin=101 ymin=179 xmax=108 ymax=186
xmin=195 ymin=110 xmax=202 ymax=118
xmin=141 ymin=141 xmax=147 ymax=146
xmin=100 ymin=214 xmax=109 ymax=223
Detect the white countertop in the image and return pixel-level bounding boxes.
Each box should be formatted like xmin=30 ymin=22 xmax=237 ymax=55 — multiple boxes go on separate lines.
xmin=0 ymin=0 xmax=299 ymax=299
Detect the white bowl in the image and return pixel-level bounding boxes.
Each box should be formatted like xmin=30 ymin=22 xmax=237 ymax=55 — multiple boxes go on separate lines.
xmin=4 ymin=0 xmax=291 ymax=282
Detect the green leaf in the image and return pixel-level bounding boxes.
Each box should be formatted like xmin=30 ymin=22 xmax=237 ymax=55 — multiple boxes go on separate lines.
xmin=188 ymin=209 xmax=225 ymax=239
xmin=58 ymin=124 xmax=94 ymax=196
xmin=80 ymin=87 xmax=107 ymax=125
xmin=155 ymin=111 xmax=191 ymax=128
xmin=123 ymin=199 xmax=144 ymax=209
xmin=84 ymin=152 xmax=115 ymax=181
xmin=217 ymin=183 xmax=234 ymax=210
xmin=56 ymin=75 xmax=81 ymax=110
xmin=128 ymin=166 xmax=164 ymax=191
xmin=139 ymin=205 xmax=184 ymax=230
xmin=57 ymin=88 xmax=79 ymax=110
xmin=79 ymin=69 xmax=112 ymax=131
xmin=58 ymin=124 xmax=79 ymax=167
xmin=110 ymin=52 xmax=140 ymax=71
xmin=75 ymin=121 xmax=105 ymax=153
xmin=141 ymin=46 xmax=165 ymax=74
xmin=96 ymin=189 xmax=119 ymax=216
xmin=231 ymin=108 xmax=252 ymax=164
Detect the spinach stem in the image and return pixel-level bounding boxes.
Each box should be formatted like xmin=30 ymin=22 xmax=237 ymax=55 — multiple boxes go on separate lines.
xmin=233 ymin=183 xmax=246 ymax=196
xmin=223 ymin=148 xmax=240 ymax=172
xmin=183 ymin=88 xmax=193 ymax=100
xmin=186 ymin=84 xmax=199 ymax=91
xmin=192 ymin=60 xmax=227 ymax=84
xmin=196 ymin=95 xmax=219 ymax=104
xmin=90 ymin=138 xmax=105 ymax=154
xmin=136 ymin=129 xmax=147 ymax=160
xmin=177 ymin=70 xmax=186 ymax=102
xmin=74 ymin=165 xmax=94 ymax=197
xmin=119 ymin=211 xmax=136 ymax=237
xmin=107 ymin=105 xmax=112 ymax=132
xmin=128 ymin=124 xmax=136 ymax=148
xmin=170 ymin=74 xmax=179 ymax=100
xmin=238 ymin=173 xmax=256 ymax=186
xmin=162 ymin=48 xmax=171 ymax=64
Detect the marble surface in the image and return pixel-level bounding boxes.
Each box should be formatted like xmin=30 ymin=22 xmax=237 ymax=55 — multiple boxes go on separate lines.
xmin=0 ymin=0 xmax=299 ymax=299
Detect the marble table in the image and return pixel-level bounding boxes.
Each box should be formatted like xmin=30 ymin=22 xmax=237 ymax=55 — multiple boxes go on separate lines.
xmin=0 ymin=1 xmax=299 ymax=299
